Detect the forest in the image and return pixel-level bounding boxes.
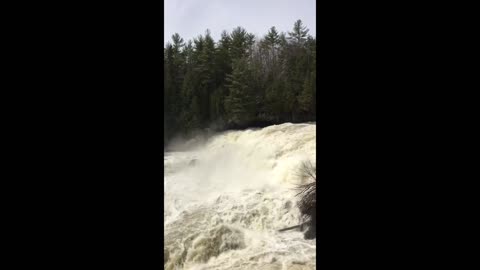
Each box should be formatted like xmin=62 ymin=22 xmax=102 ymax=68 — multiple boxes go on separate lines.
xmin=164 ymin=20 xmax=316 ymax=145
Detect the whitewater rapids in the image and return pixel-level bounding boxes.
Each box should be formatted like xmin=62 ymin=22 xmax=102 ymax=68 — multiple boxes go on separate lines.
xmin=164 ymin=123 xmax=316 ymax=270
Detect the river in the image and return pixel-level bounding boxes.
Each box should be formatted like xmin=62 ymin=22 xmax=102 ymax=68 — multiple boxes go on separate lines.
xmin=164 ymin=123 xmax=316 ymax=270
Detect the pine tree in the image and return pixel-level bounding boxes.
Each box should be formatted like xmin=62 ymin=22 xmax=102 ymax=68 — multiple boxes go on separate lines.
xmin=224 ymin=58 xmax=256 ymax=126
xmin=230 ymin=27 xmax=250 ymax=60
xmin=164 ymin=43 xmax=175 ymax=141
xmin=211 ymin=30 xmax=233 ymax=125
xmin=298 ymin=72 xmax=314 ymax=116
xmin=288 ymin=19 xmax=309 ymax=45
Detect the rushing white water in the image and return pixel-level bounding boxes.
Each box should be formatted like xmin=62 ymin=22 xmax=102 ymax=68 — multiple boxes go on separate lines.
xmin=164 ymin=123 xmax=316 ymax=270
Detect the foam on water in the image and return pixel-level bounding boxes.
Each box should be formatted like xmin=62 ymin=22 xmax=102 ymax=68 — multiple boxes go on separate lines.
xmin=164 ymin=123 xmax=316 ymax=270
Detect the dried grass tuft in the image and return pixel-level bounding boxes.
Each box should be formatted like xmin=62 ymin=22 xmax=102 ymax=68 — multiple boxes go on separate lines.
xmin=295 ymin=160 xmax=316 ymax=239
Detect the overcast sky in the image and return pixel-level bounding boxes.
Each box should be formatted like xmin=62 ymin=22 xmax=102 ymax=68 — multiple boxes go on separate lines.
xmin=165 ymin=0 xmax=316 ymax=45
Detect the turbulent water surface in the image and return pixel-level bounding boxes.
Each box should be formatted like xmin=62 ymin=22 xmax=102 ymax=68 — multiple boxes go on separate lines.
xmin=164 ymin=123 xmax=316 ymax=270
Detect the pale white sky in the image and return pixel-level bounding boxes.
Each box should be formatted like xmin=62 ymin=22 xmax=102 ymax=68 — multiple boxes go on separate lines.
xmin=165 ymin=0 xmax=316 ymax=45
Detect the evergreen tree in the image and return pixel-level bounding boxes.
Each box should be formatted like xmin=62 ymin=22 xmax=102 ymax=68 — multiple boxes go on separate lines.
xmin=288 ymin=19 xmax=309 ymax=45
xmin=224 ymin=58 xmax=256 ymax=126
xmin=230 ymin=27 xmax=250 ymax=60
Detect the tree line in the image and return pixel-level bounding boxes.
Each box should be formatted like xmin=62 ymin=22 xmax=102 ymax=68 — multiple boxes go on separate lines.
xmin=164 ymin=19 xmax=316 ymax=145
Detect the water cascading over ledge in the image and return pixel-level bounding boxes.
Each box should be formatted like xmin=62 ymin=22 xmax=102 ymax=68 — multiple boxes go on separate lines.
xmin=164 ymin=123 xmax=316 ymax=270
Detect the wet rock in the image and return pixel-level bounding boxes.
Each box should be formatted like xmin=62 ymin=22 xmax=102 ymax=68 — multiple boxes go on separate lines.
xmin=304 ymin=227 xmax=315 ymax=240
